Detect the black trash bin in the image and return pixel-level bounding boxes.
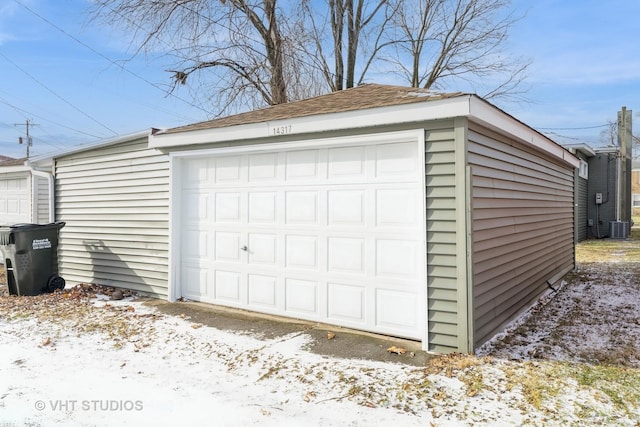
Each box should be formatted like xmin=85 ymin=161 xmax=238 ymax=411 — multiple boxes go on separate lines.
xmin=0 ymin=222 xmax=66 ymax=296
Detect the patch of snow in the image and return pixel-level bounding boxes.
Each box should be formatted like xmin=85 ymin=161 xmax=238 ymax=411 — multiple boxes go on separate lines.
xmin=2 ymin=257 xmax=640 ymax=425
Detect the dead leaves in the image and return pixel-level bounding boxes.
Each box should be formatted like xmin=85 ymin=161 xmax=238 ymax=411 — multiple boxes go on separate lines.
xmin=40 ymin=337 xmax=52 ymax=347
xmin=327 ymin=331 xmax=335 ymax=340
xmin=387 ymin=345 xmax=407 ymax=355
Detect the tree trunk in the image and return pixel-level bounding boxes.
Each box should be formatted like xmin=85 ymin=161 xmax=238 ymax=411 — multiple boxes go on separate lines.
xmin=263 ymin=0 xmax=287 ymax=104
xmin=330 ymin=0 xmax=345 ymax=91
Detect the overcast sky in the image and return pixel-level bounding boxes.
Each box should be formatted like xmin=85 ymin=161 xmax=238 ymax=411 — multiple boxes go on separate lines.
xmin=0 ymin=0 xmax=638 ymax=159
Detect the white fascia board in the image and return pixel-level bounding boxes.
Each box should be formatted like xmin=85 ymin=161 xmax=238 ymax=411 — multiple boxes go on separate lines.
xmin=468 ymin=97 xmax=580 ymax=168
xmin=562 ymin=143 xmax=596 ymax=158
xmin=149 ymin=96 xmax=473 ymax=149
xmin=594 ymin=146 xmax=620 ymax=154
xmin=0 ymin=164 xmax=30 ymax=173
xmin=29 ymin=130 xmax=151 ymax=163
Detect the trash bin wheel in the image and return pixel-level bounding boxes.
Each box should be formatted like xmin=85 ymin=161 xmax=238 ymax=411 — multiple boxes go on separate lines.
xmin=47 ymin=275 xmax=65 ymax=292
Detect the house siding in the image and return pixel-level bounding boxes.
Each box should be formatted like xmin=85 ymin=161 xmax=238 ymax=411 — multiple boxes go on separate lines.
xmin=576 ymin=174 xmax=588 ymax=242
xmin=35 ymin=175 xmax=49 ymax=224
xmin=54 ymin=137 xmax=170 ymax=297
xmin=425 ymin=120 xmax=464 ymax=353
xmin=468 ymin=124 xmax=575 ymax=347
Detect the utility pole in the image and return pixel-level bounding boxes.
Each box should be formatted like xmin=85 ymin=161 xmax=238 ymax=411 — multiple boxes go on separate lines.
xmin=14 ymin=119 xmax=37 ymax=159
xmin=617 ymin=107 xmax=632 ymax=225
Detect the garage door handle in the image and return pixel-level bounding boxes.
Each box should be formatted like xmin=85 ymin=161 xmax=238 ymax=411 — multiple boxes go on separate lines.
xmin=241 ymin=246 xmax=248 ymax=251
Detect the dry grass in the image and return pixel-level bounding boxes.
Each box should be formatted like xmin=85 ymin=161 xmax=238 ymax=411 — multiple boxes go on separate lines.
xmin=575 ymin=226 xmax=640 ymax=263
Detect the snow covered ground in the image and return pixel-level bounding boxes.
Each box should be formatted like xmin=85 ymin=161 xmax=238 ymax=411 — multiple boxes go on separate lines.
xmin=1 ymin=239 xmax=639 ymax=426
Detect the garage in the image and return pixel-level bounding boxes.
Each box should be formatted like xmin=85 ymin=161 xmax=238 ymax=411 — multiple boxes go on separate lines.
xmin=174 ymin=131 xmax=427 ymax=340
xmin=0 ymin=173 xmax=30 ymax=226
xmin=140 ymin=83 xmax=578 ymax=353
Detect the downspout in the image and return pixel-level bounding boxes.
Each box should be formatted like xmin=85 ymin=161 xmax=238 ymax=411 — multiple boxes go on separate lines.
xmin=26 ymin=164 xmax=55 ymax=223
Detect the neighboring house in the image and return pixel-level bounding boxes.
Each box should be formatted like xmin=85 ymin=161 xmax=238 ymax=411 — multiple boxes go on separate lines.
xmin=34 ymin=84 xmax=579 ymax=354
xmin=564 ymin=142 xmax=633 ymax=240
xmin=563 ymin=144 xmax=594 ymax=242
xmin=632 ymin=160 xmax=640 ymax=212
xmin=0 ymin=157 xmax=52 ymax=226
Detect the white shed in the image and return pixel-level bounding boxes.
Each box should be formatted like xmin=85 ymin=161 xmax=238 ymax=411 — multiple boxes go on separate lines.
xmin=0 ymin=157 xmax=52 ymax=226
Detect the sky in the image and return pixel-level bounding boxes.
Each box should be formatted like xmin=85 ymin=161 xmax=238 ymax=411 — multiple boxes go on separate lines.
xmin=0 ymin=0 xmax=639 ymax=159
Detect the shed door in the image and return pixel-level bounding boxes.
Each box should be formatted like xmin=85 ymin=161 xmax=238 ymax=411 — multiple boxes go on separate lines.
xmin=178 ymin=135 xmax=426 ymax=339
xmin=0 ymin=174 xmax=30 ymax=226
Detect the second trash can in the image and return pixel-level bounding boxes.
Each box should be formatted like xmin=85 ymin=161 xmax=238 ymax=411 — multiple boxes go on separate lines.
xmin=0 ymin=222 xmax=66 ymax=296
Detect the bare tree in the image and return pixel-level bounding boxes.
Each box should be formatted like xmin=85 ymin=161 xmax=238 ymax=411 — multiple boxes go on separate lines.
xmin=91 ymin=0 xmax=530 ymax=113
xmin=90 ymin=0 xmax=304 ymax=115
xmin=300 ymin=0 xmax=394 ymax=91
xmin=600 ymin=118 xmax=640 ymax=159
xmin=386 ymin=0 xmax=530 ymax=101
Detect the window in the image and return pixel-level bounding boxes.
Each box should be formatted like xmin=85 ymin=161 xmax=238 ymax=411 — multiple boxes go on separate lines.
xmin=578 ymin=160 xmax=588 ymax=180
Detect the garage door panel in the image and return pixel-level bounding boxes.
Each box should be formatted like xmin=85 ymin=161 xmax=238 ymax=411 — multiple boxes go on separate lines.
xmin=214 ymin=270 xmax=241 ymax=302
xmin=327 ymin=190 xmax=365 ymax=226
xmin=327 ymin=237 xmax=365 ymax=274
xmin=285 ymin=235 xmax=318 ymax=270
xmin=248 ymin=192 xmax=277 ymax=223
xmin=183 ymin=265 xmax=208 ymax=299
xmin=285 ymin=191 xmax=318 ymax=224
xmin=376 ymin=188 xmax=418 ymax=227
xmin=375 ymin=142 xmax=418 ymax=177
xmin=183 ymin=228 xmax=208 ymax=259
xmin=285 ymin=278 xmax=318 ymax=315
xmin=328 ymin=282 xmax=365 ymax=322
xmin=376 ymin=239 xmax=418 ymax=278
xmin=248 ymin=233 xmax=278 ymax=265
xmin=183 ymin=191 xmax=208 ymax=221
xmin=248 ymin=274 xmax=278 ymax=308
xmin=376 ymin=288 xmax=419 ymax=330
xmin=215 ymin=192 xmax=241 ymax=222
xmin=214 ymin=232 xmax=241 ymax=262
xmin=215 ymin=156 xmax=242 ymax=183
xmin=249 ymin=153 xmax=279 ymax=182
xmin=183 ymin=158 xmax=209 ymax=186
xmin=328 ymin=146 xmax=366 ymax=178
xmin=285 ymin=149 xmax=320 ymax=180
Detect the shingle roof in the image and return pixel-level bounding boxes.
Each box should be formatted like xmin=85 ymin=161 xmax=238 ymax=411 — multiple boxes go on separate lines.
xmin=0 ymin=156 xmax=26 ymax=166
xmin=161 ymin=84 xmax=465 ymax=134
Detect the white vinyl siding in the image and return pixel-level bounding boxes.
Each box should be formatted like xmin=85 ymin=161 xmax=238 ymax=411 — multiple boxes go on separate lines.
xmin=468 ymin=124 xmax=575 ymax=347
xmin=55 ymin=137 xmax=170 ymax=297
xmin=34 ymin=175 xmax=50 ymax=224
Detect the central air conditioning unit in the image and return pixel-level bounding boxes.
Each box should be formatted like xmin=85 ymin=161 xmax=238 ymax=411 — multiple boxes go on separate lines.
xmin=609 ymin=221 xmax=629 ymax=239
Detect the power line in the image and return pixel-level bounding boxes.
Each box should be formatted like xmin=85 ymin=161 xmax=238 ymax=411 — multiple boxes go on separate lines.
xmin=13 ymin=0 xmax=211 ymax=118
xmin=0 ymin=51 xmax=118 ymax=136
xmin=537 ymin=124 xmax=611 ymax=131
xmin=0 ymin=95 xmax=104 ymax=139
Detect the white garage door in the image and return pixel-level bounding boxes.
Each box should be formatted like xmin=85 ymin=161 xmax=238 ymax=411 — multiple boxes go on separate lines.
xmin=177 ymin=133 xmax=426 ymax=339
xmin=0 ymin=175 xmax=30 ymax=226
